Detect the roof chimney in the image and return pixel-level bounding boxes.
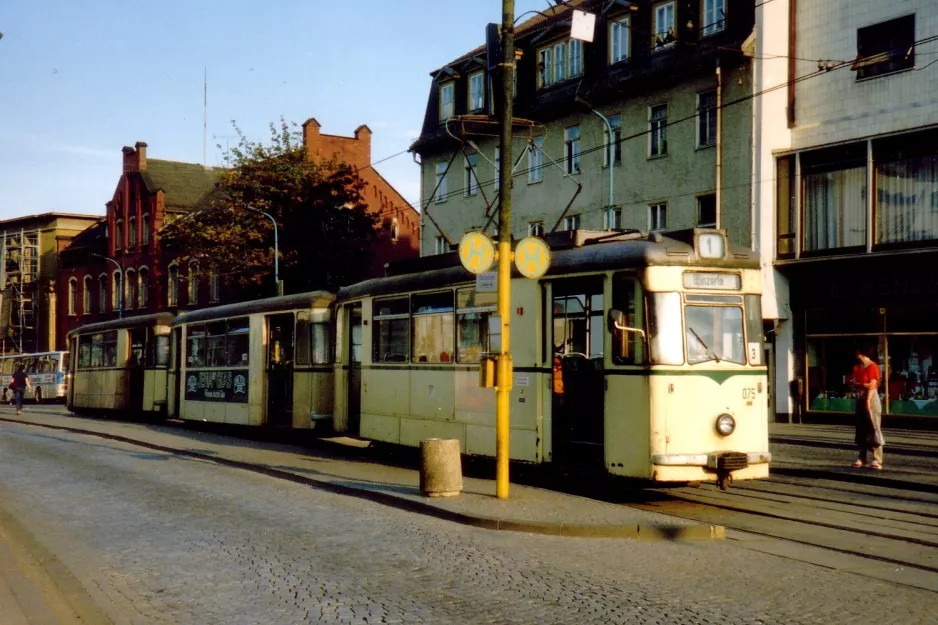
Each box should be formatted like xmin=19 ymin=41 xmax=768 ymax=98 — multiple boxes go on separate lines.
xmin=134 ymin=141 xmax=148 ymax=171
xmin=302 ymin=118 xmax=322 ymax=162
xmin=353 ymin=125 xmax=372 ymax=169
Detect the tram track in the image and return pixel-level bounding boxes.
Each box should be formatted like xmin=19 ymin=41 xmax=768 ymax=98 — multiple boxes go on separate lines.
xmin=631 ymin=477 xmax=938 ymax=591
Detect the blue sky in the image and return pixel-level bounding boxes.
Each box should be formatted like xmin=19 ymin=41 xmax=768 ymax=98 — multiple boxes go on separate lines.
xmin=0 ymin=0 xmax=546 ymax=219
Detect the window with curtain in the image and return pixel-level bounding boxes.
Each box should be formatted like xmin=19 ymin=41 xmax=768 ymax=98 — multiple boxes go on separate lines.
xmin=125 ymin=269 xmax=136 ymax=310
xmin=803 ymin=167 xmax=867 ymax=251
xmin=98 ymin=274 xmax=107 ymax=313
xmin=138 ymin=268 xmax=149 ymax=307
xmin=188 ymin=262 xmax=199 ymax=305
xmin=168 ymin=264 xmax=179 ymax=306
xmin=83 ymin=276 xmax=92 ymax=315
xmin=876 ymin=155 xmax=938 ymax=244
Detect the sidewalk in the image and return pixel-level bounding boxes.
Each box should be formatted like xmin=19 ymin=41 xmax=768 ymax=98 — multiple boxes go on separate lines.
xmin=769 ymin=422 xmax=938 ymax=492
xmin=0 ymin=407 xmax=721 ymax=542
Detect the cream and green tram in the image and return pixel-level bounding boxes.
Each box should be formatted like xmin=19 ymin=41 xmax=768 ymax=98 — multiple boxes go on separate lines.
xmin=169 ymin=292 xmax=335 ymax=429
xmin=66 ymin=313 xmax=174 ymax=417
xmin=334 ymin=228 xmax=769 ymax=487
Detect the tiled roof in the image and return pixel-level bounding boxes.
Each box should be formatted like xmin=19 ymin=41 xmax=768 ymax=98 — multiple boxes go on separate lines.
xmin=141 ymin=159 xmax=226 ymax=211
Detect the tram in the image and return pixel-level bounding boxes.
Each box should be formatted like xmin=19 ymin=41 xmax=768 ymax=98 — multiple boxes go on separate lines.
xmin=169 ymin=292 xmax=335 ymax=428
xmin=66 ymin=313 xmax=174 ymax=416
xmin=333 ymin=228 xmax=770 ymax=487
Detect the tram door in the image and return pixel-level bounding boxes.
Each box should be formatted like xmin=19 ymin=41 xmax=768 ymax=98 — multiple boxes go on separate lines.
xmin=128 ymin=328 xmax=146 ymax=413
xmin=550 ymin=277 xmax=605 ymax=469
xmin=266 ymin=314 xmax=295 ymax=427
xmin=346 ymin=305 xmax=363 ymax=435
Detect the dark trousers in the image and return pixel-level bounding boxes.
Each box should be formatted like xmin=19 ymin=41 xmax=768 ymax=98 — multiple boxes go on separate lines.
xmin=14 ymin=388 xmax=25 ymax=411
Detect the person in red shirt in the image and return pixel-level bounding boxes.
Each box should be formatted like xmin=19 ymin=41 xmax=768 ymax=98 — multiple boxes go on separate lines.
xmin=852 ymin=345 xmax=884 ymax=469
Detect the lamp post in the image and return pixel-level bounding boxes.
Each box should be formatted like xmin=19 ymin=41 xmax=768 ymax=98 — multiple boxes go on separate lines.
xmin=246 ymin=204 xmax=280 ymax=296
xmin=92 ymin=254 xmax=122 ymax=318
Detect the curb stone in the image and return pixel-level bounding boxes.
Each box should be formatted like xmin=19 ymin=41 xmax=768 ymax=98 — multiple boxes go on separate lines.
xmin=1 ymin=416 xmax=724 ymax=541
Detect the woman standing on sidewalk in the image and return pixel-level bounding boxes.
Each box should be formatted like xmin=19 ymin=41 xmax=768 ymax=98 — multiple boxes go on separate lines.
xmin=853 ymin=345 xmax=884 ymax=470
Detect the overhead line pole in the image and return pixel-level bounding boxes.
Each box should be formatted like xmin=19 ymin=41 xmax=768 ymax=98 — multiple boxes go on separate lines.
xmin=495 ymin=0 xmax=515 ymax=500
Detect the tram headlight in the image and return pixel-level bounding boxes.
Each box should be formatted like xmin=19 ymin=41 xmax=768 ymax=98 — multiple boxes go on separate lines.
xmin=715 ymin=414 xmax=736 ymax=436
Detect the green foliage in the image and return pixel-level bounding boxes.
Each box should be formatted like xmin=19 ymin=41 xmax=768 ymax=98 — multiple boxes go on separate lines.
xmin=160 ymin=118 xmax=378 ymax=298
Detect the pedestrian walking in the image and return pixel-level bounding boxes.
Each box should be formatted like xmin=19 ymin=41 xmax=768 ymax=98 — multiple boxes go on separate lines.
xmin=10 ymin=365 xmax=32 ymax=416
xmin=852 ymin=345 xmax=884 ymax=470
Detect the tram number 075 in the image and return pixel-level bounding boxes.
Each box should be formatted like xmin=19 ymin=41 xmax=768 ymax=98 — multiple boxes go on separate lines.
xmin=742 ymin=387 xmax=757 ymax=400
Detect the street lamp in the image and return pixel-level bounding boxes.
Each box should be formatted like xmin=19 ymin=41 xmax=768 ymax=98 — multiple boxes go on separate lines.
xmin=245 ymin=204 xmax=280 ymax=296
xmin=92 ymin=254 xmax=123 ymax=318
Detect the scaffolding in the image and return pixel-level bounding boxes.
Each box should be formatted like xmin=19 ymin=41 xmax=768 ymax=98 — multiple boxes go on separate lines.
xmin=0 ymin=229 xmax=40 ymax=354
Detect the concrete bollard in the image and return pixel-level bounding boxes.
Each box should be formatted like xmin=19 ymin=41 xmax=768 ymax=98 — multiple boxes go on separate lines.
xmin=419 ymin=438 xmax=463 ymax=497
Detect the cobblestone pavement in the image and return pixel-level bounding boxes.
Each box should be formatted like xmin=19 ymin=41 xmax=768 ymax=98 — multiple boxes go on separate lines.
xmin=2 ymin=422 xmax=938 ymax=624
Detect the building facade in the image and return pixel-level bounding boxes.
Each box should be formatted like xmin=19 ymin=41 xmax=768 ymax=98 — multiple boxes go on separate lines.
xmin=58 ymin=142 xmax=225 ymax=338
xmin=410 ymin=0 xmax=755 ymax=257
xmin=60 ymin=120 xmax=420 ymax=337
xmin=0 ymin=213 xmax=100 ymax=353
xmin=756 ymin=0 xmax=938 ymax=422
xmin=301 ymin=119 xmax=420 ymax=275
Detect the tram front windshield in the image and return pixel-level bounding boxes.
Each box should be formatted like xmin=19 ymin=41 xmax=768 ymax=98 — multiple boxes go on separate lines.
xmin=647 ymin=292 xmax=747 ymax=366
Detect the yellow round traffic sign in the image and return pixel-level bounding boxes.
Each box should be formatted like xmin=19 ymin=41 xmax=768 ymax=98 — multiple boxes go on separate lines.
xmin=514 ymin=236 xmax=551 ymax=279
xmin=458 ymin=231 xmax=496 ymax=275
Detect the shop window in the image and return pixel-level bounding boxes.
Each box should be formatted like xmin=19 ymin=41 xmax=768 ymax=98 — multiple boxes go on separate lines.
xmin=412 ymin=291 xmax=455 ymax=363
xmin=887 ymin=336 xmax=938 ymax=415
xmin=806 ymin=337 xmax=885 ymax=414
xmin=374 ymin=297 xmax=409 ymax=363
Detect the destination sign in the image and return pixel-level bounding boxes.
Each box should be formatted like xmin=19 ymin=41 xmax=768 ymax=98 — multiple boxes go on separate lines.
xmin=185 ymin=369 xmax=249 ymax=403
xmin=683 ymin=272 xmax=741 ymax=291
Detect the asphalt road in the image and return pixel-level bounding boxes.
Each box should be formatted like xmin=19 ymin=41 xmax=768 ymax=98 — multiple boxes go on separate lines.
xmin=2 ymin=420 xmax=938 ymax=624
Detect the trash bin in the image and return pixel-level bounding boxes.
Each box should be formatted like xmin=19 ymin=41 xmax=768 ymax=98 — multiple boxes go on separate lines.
xmin=419 ymin=438 xmax=463 ymax=497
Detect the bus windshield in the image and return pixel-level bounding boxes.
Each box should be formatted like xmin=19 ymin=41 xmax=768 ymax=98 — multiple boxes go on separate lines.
xmin=685 ymin=305 xmax=746 ymax=365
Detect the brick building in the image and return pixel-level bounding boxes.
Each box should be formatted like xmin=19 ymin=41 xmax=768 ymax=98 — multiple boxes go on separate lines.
xmin=59 ymin=120 xmax=419 ymax=335
xmin=302 ymin=118 xmax=419 ymax=274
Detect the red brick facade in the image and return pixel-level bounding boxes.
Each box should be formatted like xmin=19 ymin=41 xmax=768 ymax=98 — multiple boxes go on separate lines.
xmin=302 ymin=119 xmax=420 ymax=275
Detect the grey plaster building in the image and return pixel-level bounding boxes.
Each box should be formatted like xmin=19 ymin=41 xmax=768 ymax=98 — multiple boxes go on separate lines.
xmin=410 ymin=0 xmax=755 ymax=257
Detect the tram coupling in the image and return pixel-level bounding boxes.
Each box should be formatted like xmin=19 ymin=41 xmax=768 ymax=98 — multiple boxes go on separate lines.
xmin=707 ymin=451 xmax=749 ymax=491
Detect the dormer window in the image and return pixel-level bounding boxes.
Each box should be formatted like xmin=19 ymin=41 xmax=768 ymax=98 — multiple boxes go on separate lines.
xmin=537 ymin=39 xmax=583 ymax=88
xmin=702 ymin=0 xmax=725 ymax=36
xmin=609 ymin=16 xmax=630 ymax=63
xmin=439 ymin=82 xmax=455 ymax=121
xmin=653 ymin=2 xmax=676 ymax=50
xmin=468 ymin=71 xmax=485 ymax=112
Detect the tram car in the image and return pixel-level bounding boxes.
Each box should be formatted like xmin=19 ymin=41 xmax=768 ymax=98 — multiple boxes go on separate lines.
xmin=333 ymin=228 xmax=770 ymax=487
xmin=66 ymin=313 xmax=174 ymax=417
xmin=168 ymin=292 xmax=335 ymax=428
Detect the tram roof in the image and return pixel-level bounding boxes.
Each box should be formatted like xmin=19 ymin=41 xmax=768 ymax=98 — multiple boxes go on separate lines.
xmin=338 ymin=230 xmax=759 ymax=301
xmin=172 ymin=291 xmax=335 ymax=326
xmin=67 ymin=312 xmax=176 ymax=338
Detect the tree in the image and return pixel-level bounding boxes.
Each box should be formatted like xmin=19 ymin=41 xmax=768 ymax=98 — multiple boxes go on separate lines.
xmin=160 ymin=118 xmax=379 ymax=299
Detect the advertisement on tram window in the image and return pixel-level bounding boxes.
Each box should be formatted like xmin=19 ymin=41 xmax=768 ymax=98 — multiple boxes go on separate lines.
xmin=184 ymin=369 xmax=249 ymax=403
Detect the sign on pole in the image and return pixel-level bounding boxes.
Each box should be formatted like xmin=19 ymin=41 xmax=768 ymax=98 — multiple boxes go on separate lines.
xmin=513 ymin=236 xmax=551 ymax=279
xmin=458 ymin=231 xmax=497 ymax=275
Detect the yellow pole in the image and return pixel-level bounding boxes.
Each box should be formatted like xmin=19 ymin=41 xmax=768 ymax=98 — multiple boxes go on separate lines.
xmin=496 ymin=0 xmax=515 ymax=499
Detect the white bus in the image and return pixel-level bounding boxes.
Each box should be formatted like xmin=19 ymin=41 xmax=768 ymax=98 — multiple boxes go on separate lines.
xmin=0 ymin=351 xmax=70 ymax=404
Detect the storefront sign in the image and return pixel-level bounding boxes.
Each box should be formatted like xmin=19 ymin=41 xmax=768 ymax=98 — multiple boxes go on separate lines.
xmin=185 ymin=369 xmax=249 ymax=403
xmin=682 ymin=272 xmax=741 ymax=291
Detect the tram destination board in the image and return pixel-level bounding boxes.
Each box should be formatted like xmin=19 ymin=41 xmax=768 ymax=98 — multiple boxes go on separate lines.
xmin=185 ymin=369 xmax=249 ymax=403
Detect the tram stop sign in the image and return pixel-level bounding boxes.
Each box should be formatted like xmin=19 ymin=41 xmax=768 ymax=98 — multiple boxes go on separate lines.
xmin=458 ymin=231 xmax=496 ymax=274
xmin=514 ymin=236 xmax=551 ymax=279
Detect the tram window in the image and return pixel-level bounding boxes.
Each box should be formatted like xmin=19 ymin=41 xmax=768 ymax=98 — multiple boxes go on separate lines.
xmin=78 ymin=336 xmax=92 ymax=368
xmin=412 ymin=292 xmax=455 ymax=364
xmin=685 ymin=305 xmax=745 ymax=365
xmin=374 ymin=297 xmax=409 ymax=363
xmin=187 ymin=324 xmax=207 ymax=367
xmin=611 ymin=274 xmax=640 ymax=365
xmin=90 ymin=334 xmax=105 ymax=368
xmin=745 ymin=295 xmax=764 ymax=365
xmin=312 ymin=322 xmax=331 ymax=364
xmin=553 ymin=295 xmax=587 ymax=355
xmin=589 ymin=294 xmax=604 ymax=358
xmin=207 ymin=322 xmax=227 ymax=367
xmin=226 ymin=318 xmax=250 ymax=366
xmin=295 ymin=312 xmax=311 ymax=366
xmin=648 ymin=292 xmax=684 ymax=365
xmin=457 ymin=288 xmax=496 ymax=363
xmin=150 ymin=335 xmax=170 ymax=367
xmin=103 ymin=332 xmax=118 ymax=367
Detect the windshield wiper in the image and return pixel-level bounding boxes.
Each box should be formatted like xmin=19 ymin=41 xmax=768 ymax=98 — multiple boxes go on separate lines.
xmin=688 ymin=327 xmax=721 ymax=364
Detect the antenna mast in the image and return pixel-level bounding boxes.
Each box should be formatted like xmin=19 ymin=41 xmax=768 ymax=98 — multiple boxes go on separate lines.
xmin=203 ymin=67 xmax=207 ymax=166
